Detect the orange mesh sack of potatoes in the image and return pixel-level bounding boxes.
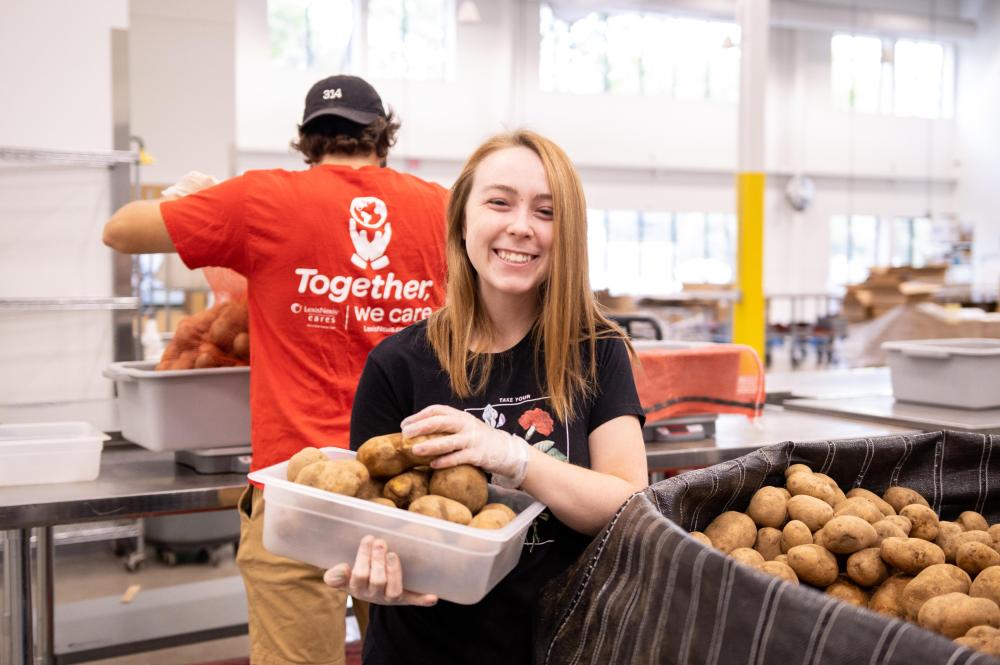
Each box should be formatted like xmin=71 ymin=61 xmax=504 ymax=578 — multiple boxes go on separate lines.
xmin=156 ymin=301 xmax=249 ymax=370
xmin=536 ymin=431 xmax=1000 ymax=665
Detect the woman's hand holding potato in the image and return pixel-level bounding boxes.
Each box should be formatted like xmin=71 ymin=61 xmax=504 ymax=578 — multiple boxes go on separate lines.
xmin=324 ymin=535 xmax=437 ymax=607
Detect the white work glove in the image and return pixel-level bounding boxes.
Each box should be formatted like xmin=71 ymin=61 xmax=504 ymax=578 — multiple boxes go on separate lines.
xmin=324 ymin=535 xmax=437 ymax=607
xmin=161 ymin=171 xmax=219 ymax=198
xmin=403 ymin=405 xmax=531 ymax=489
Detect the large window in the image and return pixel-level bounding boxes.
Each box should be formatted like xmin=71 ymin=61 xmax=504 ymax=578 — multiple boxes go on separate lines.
xmin=367 ymin=0 xmax=454 ymax=80
xmin=831 ymin=33 xmax=955 ymax=119
xmin=540 ymin=5 xmax=740 ymax=101
xmin=829 ymin=215 xmax=958 ymax=288
xmin=267 ymin=0 xmax=454 ymax=80
xmin=589 ymin=210 xmax=736 ymax=295
xmin=268 ymin=0 xmax=354 ymax=71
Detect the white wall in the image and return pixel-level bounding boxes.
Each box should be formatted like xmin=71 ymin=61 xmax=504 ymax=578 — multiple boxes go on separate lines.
xmin=129 ymin=0 xmax=236 ymax=184
xmin=232 ymin=1 xmax=962 ymax=305
xmin=0 ymin=0 xmax=128 ymax=404
xmin=955 ymin=1 xmax=1000 ymax=288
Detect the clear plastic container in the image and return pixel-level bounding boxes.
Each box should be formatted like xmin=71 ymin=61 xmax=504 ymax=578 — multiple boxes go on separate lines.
xmin=104 ymin=361 xmax=250 ymax=450
xmin=0 ymin=422 xmax=107 ymax=486
xmin=248 ymin=448 xmax=546 ymax=605
xmin=882 ymin=338 xmax=1000 ymax=409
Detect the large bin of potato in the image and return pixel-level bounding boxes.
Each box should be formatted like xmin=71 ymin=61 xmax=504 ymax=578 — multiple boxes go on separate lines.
xmin=535 ymin=431 xmax=1000 ymax=665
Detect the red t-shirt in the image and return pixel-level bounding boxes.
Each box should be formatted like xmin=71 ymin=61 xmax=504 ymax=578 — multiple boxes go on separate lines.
xmin=161 ymin=164 xmax=448 ymax=471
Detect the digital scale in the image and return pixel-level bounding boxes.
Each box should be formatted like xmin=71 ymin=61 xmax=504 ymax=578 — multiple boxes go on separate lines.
xmin=174 ymin=446 xmax=252 ymax=474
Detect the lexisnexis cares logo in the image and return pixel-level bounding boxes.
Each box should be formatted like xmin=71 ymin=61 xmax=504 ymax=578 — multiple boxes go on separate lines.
xmin=349 ymin=196 xmax=390 ymax=270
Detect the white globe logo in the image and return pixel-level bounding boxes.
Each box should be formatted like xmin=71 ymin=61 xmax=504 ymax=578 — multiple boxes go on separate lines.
xmin=350 ymin=197 xmax=388 ymax=230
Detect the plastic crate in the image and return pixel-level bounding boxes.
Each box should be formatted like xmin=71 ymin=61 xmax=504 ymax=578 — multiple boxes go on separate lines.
xmin=882 ymin=338 xmax=1000 ymax=409
xmin=248 ymin=448 xmax=546 ymax=605
xmin=0 ymin=422 xmax=106 ymax=486
xmin=104 ymin=361 xmax=250 ymax=450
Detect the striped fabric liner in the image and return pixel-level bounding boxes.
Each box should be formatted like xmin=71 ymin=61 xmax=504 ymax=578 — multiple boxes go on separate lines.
xmin=535 ymin=431 xmax=1000 ymax=665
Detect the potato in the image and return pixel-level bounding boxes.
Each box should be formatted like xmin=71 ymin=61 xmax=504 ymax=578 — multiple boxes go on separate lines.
xmin=918 ymin=593 xmax=1000 ymax=639
xmin=747 ymin=486 xmax=790 ymax=528
xmin=729 ymin=547 xmax=764 ymax=568
xmin=901 ymin=564 xmax=971 ymax=620
xmin=773 ymin=554 xmax=789 ymax=565
xmin=399 ymin=434 xmax=440 ymax=466
xmin=869 ymin=574 xmax=913 ymax=619
xmin=704 ymin=511 xmax=757 ymax=554
xmin=813 ymin=473 xmax=847 ymax=505
xmin=966 ymin=625 xmax=1000 ymax=639
xmin=873 ymin=519 xmax=909 ymax=546
xmin=206 ymin=301 xmax=248 ymax=351
xmin=408 ymin=495 xmax=473 ymax=525
xmin=989 ymin=524 xmax=1000 ymax=548
xmin=781 ymin=520 xmax=813 ymax=553
xmin=834 ymin=497 xmax=883 ymax=524
xmin=957 ymin=542 xmax=1000 ymax=577
xmin=955 ymin=627 xmax=1000 ymax=658
xmin=357 ymin=433 xmax=413 ymax=478
xmin=826 ymin=577 xmax=869 ymax=607
xmin=936 ymin=521 xmax=965 ymax=560
xmin=957 ymin=511 xmax=990 ymax=533
xmin=784 ymin=464 xmax=812 ymax=479
xmin=296 ymin=459 xmax=369 ymax=497
xmin=819 ymin=515 xmax=878 ymax=554
xmin=369 ymin=497 xmax=397 ymax=508
xmin=846 ymin=488 xmax=896 ymax=516
xmin=952 ymin=531 xmax=997 ymax=565
xmin=787 ymin=544 xmax=839 ymax=587
xmin=970 ymin=566 xmax=1000 ymax=607
xmin=754 ymin=527 xmax=783 ymax=561
xmin=383 ymin=469 xmax=430 ymax=508
xmin=880 ymin=537 xmax=946 ymax=575
xmin=882 ymin=514 xmax=913 ymax=536
xmin=760 ymin=560 xmax=799 ymax=584
xmin=286 ymin=447 xmax=328 ymax=481
xmin=882 ymin=486 xmax=929 ymax=513
xmin=901 ymin=504 xmax=940 ymax=541
xmin=429 ymin=465 xmax=488 ymax=513
xmin=787 ymin=473 xmax=837 ymax=506
xmin=232 ymin=331 xmax=250 ymax=360
xmin=470 ymin=506 xmax=515 ymax=529
xmin=355 ymin=477 xmax=386 ymax=501
xmin=786 ymin=495 xmax=834 ymax=533
xmin=846 ymin=548 xmax=889 ymax=587
xmin=690 ymin=531 xmax=713 ymax=547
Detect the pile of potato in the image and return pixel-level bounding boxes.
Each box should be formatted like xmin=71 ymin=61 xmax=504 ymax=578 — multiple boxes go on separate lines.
xmin=693 ymin=464 xmax=1000 ymax=657
xmin=285 ymin=433 xmax=517 ymax=530
xmin=156 ymin=301 xmax=249 ymax=370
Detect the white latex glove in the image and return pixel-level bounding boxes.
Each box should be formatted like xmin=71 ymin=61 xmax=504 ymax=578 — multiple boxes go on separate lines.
xmin=161 ymin=171 xmax=219 ymax=198
xmin=323 ymin=535 xmax=437 ymax=607
xmin=402 ymin=405 xmax=531 ymax=488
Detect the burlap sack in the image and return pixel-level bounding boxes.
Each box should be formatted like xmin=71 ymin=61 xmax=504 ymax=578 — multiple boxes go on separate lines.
xmin=536 ymin=431 xmax=1000 ymax=665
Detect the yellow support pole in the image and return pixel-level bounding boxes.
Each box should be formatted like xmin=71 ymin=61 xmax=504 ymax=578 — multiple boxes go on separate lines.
xmin=733 ymin=172 xmax=766 ymax=357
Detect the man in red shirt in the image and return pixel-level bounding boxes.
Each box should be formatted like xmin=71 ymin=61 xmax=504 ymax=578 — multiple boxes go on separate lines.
xmin=104 ymin=74 xmax=448 ymax=665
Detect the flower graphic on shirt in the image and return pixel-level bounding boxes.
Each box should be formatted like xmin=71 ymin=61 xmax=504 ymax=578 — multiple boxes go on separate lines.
xmin=481 ymin=403 xmax=505 ymax=429
xmin=517 ymin=407 xmax=554 ymax=441
xmin=349 ymin=196 xmax=391 ymax=270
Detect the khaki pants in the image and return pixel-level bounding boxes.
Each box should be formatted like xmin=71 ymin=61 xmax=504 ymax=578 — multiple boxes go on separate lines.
xmin=237 ymin=485 xmax=368 ymax=664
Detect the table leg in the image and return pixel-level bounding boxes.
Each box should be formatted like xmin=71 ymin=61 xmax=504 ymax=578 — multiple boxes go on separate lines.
xmin=3 ymin=529 xmax=34 ymax=665
xmin=34 ymin=527 xmax=54 ymax=665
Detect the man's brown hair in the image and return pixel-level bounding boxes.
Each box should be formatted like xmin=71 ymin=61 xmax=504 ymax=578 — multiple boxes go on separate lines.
xmin=291 ymin=111 xmax=400 ymax=165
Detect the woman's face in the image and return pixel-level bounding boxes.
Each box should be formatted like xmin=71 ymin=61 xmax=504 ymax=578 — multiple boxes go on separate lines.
xmin=463 ymin=146 xmax=554 ymax=309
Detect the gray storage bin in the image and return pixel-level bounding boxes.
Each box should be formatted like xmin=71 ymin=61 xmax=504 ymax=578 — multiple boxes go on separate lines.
xmin=882 ymin=338 xmax=1000 ymax=409
xmin=104 ymin=361 xmax=250 ymax=450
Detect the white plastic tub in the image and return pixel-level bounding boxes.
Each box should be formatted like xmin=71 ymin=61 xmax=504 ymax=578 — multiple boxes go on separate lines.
xmin=104 ymin=361 xmax=250 ymax=451
xmin=0 ymin=422 xmax=107 ymax=486
xmin=248 ymin=448 xmax=546 ymax=605
xmin=882 ymin=338 xmax=1000 ymax=409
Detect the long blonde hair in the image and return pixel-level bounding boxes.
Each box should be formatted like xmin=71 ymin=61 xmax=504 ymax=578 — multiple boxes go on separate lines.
xmin=427 ymin=130 xmax=630 ymax=422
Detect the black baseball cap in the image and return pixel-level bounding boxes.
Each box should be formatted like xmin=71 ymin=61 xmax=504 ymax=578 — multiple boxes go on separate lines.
xmin=301 ymin=75 xmax=387 ymax=127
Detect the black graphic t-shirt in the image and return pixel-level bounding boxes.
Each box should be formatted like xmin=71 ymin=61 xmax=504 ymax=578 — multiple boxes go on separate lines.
xmin=349 ymin=320 xmax=644 ymax=665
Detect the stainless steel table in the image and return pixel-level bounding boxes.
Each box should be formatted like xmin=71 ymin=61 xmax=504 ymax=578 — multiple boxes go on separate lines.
xmin=783 ymin=395 xmax=1000 ymax=434
xmin=0 ymin=444 xmax=245 ymax=665
xmin=645 ymin=406 xmax=916 ymax=469
xmin=765 ymin=367 xmax=892 ymax=404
